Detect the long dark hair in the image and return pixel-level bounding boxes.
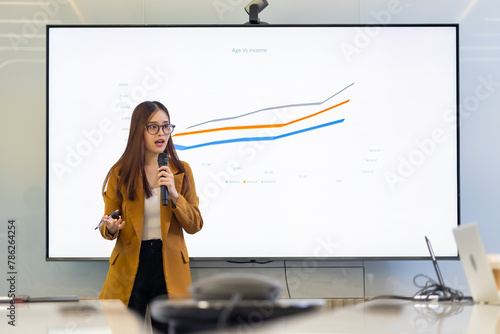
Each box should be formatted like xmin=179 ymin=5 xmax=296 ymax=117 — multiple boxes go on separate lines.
xmin=102 ymin=101 xmax=188 ymax=201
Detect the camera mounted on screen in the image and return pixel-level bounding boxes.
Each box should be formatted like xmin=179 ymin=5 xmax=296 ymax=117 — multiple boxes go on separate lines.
xmin=245 ymin=0 xmax=269 ymax=24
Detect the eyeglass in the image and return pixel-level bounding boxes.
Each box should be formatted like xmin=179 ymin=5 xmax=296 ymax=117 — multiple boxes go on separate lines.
xmin=144 ymin=124 xmax=176 ymax=135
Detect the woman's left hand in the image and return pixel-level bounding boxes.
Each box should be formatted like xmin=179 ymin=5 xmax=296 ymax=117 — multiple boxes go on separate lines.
xmin=158 ymin=166 xmax=179 ymax=204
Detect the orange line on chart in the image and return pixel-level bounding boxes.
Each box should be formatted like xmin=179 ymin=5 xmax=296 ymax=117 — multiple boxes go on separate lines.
xmin=173 ymin=99 xmax=350 ymax=138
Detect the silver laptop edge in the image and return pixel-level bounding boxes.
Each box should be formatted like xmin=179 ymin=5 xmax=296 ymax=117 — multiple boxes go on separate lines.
xmin=453 ymin=223 xmax=500 ymax=303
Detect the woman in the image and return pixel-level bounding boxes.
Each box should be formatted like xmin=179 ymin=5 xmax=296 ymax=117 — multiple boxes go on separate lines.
xmin=98 ymin=101 xmax=203 ymax=318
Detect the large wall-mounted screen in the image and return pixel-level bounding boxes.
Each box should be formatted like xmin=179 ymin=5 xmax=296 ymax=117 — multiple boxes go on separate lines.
xmin=47 ymin=25 xmax=459 ymax=260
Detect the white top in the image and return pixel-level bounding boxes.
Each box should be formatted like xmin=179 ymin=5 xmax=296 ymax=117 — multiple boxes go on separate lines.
xmin=142 ymin=187 xmax=162 ymax=240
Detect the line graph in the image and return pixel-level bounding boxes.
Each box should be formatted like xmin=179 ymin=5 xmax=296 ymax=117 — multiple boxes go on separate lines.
xmin=174 ymin=118 xmax=345 ymax=151
xmin=173 ymin=99 xmax=350 ymax=138
xmin=174 ymin=83 xmax=353 ymax=151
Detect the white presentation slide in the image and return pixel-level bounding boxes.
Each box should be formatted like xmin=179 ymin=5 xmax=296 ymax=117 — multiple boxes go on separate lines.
xmin=47 ymin=25 xmax=459 ymax=259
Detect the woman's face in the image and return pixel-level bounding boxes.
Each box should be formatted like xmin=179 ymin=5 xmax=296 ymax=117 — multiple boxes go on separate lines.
xmin=143 ymin=110 xmax=171 ymax=156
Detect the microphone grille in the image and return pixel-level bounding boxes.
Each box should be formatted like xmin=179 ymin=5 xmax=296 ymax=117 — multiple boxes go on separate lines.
xmin=157 ymin=152 xmax=168 ymax=166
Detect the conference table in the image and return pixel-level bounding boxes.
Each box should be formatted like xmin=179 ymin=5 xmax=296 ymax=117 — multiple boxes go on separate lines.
xmin=232 ymin=299 xmax=500 ymax=334
xmin=0 ymin=299 xmax=146 ymax=333
xmin=2 ymin=298 xmax=500 ymax=333
xmin=160 ymin=298 xmax=500 ymax=334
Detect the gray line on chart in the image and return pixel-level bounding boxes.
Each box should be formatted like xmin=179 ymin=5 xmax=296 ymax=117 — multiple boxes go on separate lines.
xmin=186 ymin=82 xmax=355 ymax=129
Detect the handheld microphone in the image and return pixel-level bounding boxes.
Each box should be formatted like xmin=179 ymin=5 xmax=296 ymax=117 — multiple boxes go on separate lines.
xmin=157 ymin=153 xmax=169 ymax=206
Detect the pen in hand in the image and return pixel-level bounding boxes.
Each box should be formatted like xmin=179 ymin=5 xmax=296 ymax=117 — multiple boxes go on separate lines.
xmin=95 ymin=209 xmax=119 ymax=230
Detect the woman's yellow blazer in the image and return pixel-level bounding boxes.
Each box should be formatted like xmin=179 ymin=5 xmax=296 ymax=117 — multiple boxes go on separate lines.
xmin=98 ymin=161 xmax=203 ymax=305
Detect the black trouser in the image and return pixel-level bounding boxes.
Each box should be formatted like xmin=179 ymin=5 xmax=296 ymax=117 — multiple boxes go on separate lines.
xmin=128 ymin=239 xmax=168 ymax=319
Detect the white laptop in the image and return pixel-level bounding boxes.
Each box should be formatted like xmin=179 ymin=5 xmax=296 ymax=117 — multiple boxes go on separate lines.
xmin=452 ymin=223 xmax=500 ymax=303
